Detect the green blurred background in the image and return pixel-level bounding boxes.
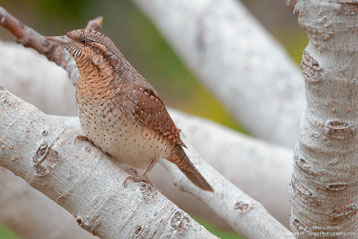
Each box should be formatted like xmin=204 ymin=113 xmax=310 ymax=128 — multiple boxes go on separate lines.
xmin=0 ymin=0 xmax=307 ymax=238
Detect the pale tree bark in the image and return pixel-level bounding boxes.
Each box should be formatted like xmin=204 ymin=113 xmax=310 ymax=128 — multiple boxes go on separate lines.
xmin=160 ymin=152 xmax=293 ymax=239
xmin=0 ymin=112 xmax=293 ymax=238
xmin=0 ymin=40 xmax=293 ymax=228
xmin=287 ymin=0 xmax=358 ymax=238
xmin=0 ymin=168 xmax=97 ymax=239
xmin=55 ymin=115 xmax=294 ymax=239
xmin=0 ymin=87 xmax=294 ymax=239
xmin=0 ymin=87 xmax=218 ymax=239
xmin=160 ymin=110 xmax=293 ymax=228
xmin=133 ymin=0 xmax=305 ymax=147
xmin=0 ymin=42 xmax=77 ymax=116
xmin=0 ymin=4 xmax=296 ymax=238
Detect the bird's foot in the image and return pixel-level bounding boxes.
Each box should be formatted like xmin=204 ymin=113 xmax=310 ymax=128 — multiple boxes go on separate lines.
xmin=74 ymin=135 xmax=94 ymax=145
xmin=123 ymin=174 xmax=152 ymax=187
xmin=123 ymin=167 xmax=139 ymax=176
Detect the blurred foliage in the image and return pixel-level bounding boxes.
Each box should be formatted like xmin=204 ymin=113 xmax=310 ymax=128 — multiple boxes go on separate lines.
xmin=274 ymin=29 xmax=308 ymax=65
xmin=0 ymin=0 xmax=307 ymax=238
xmin=0 ymin=225 xmax=18 ymax=239
xmin=195 ymin=217 xmax=244 ymax=239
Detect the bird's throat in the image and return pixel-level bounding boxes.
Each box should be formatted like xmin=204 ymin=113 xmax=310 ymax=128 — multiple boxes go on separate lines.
xmin=76 ymin=56 xmax=116 ymax=102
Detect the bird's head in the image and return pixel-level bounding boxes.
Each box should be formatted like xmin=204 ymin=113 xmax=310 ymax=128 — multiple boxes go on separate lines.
xmin=46 ymin=29 xmax=121 ymax=72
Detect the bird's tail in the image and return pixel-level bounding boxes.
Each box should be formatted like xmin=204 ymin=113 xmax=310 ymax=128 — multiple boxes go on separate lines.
xmin=168 ymin=145 xmax=213 ymax=192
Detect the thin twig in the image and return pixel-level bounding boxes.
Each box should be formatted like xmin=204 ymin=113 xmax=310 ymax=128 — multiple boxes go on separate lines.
xmin=86 ymin=16 xmax=104 ymax=33
xmin=0 ymin=7 xmax=102 ymax=84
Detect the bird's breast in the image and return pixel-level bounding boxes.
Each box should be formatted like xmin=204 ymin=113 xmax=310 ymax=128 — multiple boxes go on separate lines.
xmin=75 ymin=77 xmax=172 ymax=169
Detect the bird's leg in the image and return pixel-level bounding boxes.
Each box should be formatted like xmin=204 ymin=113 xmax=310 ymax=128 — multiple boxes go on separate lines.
xmin=74 ymin=135 xmax=94 ymax=145
xmin=123 ymin=159 xmax=157 ymax=187
xmin=123 ymin=167 xmax=139 ymax=176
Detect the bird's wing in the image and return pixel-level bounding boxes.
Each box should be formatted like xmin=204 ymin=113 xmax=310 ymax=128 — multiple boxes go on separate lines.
xmin=119 ymin=84 xmax=186 ymax=147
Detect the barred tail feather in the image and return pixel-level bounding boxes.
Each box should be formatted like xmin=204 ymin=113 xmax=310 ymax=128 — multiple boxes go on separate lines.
xmin=168 ymin=145 xmax=213 ymax=192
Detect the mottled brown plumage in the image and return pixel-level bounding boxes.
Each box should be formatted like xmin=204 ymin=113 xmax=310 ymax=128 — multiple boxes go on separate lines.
xmin=46 ymin=29 xmax=213 ymax=192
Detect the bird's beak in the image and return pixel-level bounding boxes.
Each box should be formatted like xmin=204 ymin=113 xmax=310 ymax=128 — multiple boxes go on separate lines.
xmin=45 ymin=35 xmax=71 ymax=45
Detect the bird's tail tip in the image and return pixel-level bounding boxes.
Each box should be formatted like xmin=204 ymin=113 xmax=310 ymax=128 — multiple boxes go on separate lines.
xmin=183 ymin=170 xmax=214 ymax=192
xmin=169 ymin=145 xmax=214 ymax=192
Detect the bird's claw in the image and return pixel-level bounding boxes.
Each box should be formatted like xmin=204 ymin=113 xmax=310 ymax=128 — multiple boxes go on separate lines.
xmin=74 ymin=135 xmax=94 ymax=145
xmin=123 ymin=175 xmax=152 ymax=187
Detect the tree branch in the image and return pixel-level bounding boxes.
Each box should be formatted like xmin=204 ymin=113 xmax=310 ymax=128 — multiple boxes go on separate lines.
xmin=0 ymin=87 xmax=294 ymax=238
xmin=0 ymin=39 xmax=293 ymax=228
xmin=53 ymin=113 xmax=295 ymax=238
xmin=160 ymin=145 xmax=294 ymax=239
xmin=0 ymin=6 xmax=294 ymax=238
xmin=167 ymin=110 xmax=293 ymax=227
xmin=0 ymin=87 xmax=217 ymax=239
xmin=0 ymin=168 xmax=97 ymax=239
xmin=0 ymin=3 xmax=297 ymax=225
xmin=132 ymin=0 xmax=305 ymax=147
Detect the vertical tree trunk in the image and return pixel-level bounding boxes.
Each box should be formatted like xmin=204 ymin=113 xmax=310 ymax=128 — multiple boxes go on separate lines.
xmin=288 ymin=0 xmax=358 ymax=238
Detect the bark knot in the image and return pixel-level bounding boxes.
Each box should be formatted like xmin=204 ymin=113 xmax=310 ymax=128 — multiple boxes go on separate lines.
xmin=33 ymin=143 xmax=60 ymax=176
xmin=331 ymin=203 xmax=358 ymax=221
xmin=134 ymin=225 xmax=142 ymax=235
xmin=326 ymin=121 xmax=354 ymax=139
xmin=294 ymin=154 xmax=318 ymax=178
xmin=131 ymin=225 xmax=149 ymax=238
xmin=301 ymin=51 xmax=323 ymax=84
xmin=76 ymin=218 xmax=82 ymax=225
xmin=338 ymin=1 xmax=358 ymax=15
xmin=290 ymin=176 xmax=320 ymax=206
xmin=140 ymin=183 xmax=157 ymax=203
xmin=234 ymin=201 xmax=250 ymax=213
xmin=291 ymin=217 xmax=308 ymax=233
xmin=326 ymin=183 xmax=349 ymax=191
xmin=170 ymin=211 xmax=190 ymax=234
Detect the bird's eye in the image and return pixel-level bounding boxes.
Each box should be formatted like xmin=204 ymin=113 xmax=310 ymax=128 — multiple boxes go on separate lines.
xmin=80 ymin=38 xmax=88 ymax=45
